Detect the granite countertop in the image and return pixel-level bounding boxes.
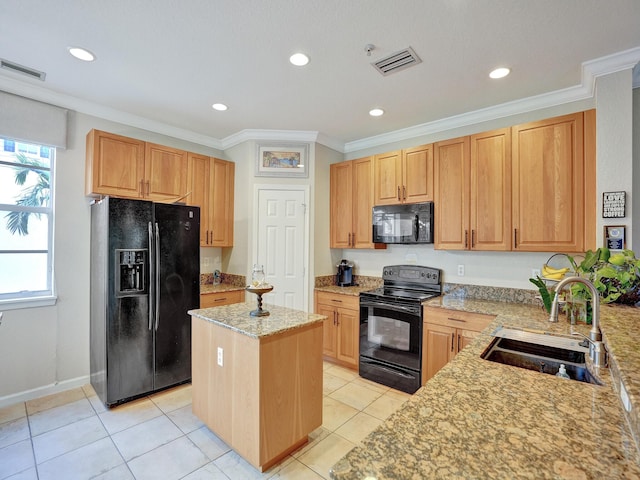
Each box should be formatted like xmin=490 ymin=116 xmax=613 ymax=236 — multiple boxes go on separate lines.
xmin=188 ymin=303 xmax=325 ymax=339
xmin=330 ymin=296 xmax=640 ymax=479
xmin=200 ymin=284 xmax=246 ymax=294
xmin=315 ymin=285 xmax=375 ymax=296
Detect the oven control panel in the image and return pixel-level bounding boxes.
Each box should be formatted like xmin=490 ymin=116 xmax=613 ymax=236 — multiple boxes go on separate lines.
xmin=382 ymin=265 xmax=441 ymax=285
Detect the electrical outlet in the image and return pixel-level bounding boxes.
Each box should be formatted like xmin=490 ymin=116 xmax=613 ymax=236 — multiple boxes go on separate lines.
xmin=217 ymin=347 xmax=224 ymax=367
xmin=532 ymin=268 xmax=541 ymax=278
xmin=620 ymin=380 xmax=631 ymax=412
xmin=457 ymin=265 xmax=465 ymax=276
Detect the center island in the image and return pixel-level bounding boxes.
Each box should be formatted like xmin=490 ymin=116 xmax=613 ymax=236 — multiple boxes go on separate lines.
xmin=188 ymin=302 xmax=326 ymax=472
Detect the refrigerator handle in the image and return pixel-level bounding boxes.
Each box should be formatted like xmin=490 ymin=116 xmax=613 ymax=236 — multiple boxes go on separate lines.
xmin=154 ymin=222 xmax=161 ymax=331
xmin=148 ymin=222 xmax=154 ymax=331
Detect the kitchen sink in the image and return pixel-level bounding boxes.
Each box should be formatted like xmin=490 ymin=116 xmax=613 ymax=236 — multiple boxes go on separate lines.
xmin=481 ymin=327 xmax=602 ymax=385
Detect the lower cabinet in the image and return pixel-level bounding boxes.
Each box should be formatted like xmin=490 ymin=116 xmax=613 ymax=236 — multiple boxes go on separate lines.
xmin=422 ymin=306 xmax=494 ymax=384
xmin=315 ymin=291 xmax=360 ymax=369
xmin=200 ymin=290 xmax=245 ymax=308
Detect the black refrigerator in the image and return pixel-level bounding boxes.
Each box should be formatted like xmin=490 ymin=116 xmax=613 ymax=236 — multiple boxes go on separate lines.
xmin=90 ymin=196 xmax=200 ymax=406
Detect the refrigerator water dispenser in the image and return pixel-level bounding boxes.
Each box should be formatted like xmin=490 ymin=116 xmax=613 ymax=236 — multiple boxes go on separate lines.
xmin=116 ymin=249 xmax=147 ymax=295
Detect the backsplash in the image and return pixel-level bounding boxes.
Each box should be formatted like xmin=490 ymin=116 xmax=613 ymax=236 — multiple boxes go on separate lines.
xmin=443 ymin=283 xmax=539 ymax=305
xmin=200 ymin=273 xmax=246 ymax=287
xmin=314 ymin=276 xmax=539 ymax=305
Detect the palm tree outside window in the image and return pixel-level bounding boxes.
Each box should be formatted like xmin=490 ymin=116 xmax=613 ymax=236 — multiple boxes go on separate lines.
xmin=0 ymin=137 xmax=54 ymax=304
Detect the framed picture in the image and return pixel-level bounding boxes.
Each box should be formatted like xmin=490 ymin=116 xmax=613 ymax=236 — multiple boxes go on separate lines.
xmin=603 ymin=191 xmax=625 ymax=218
xmin=256 ymin=142 xmax=309 ymax=178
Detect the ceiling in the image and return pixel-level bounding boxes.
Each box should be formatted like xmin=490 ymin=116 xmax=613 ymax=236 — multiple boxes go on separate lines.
xmin=1 ymin=0 xmax=640 ymax=152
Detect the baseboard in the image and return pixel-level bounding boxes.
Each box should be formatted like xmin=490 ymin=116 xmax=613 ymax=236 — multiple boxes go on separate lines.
xmin=0 ymin=375 xmax=91 ymax=409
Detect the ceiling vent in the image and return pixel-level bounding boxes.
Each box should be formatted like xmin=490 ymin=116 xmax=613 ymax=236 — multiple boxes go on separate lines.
xmin=0 ymin=59 xmax=46 ymax=81
xmin=372 ymin=47 xmax=422 ymax=76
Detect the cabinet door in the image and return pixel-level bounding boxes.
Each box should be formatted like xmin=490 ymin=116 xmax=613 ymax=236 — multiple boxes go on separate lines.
xmin=144 ymin=142 xmax=188 ymax=201
xmin=512 ymin=112 xmax=584 ymax=252
xmin=351 ymin=157 xmax=375 ymax=248
xmin=336 ymin=307 xmax=359 ymax=368
xmin=470 ymin=128 xmax=512 ymax=251
xmin=330 ymin=162 xmax=354 ymax=248
xmin=403 ymin=144 xmax=433 ymax=203
xmin=85 ymin=129 xmax=145 ymax=197
xmin=457 ymin=329 xmax=482 ymax=353
xmin=422 ymin=323 xmax=455 ymax=383
xmin=434 ymin=137 xmax=470 ymax=250
xmin=211 ymin=158 xmax=235 ymax=247
xmin=373 ymin=151 xmax=402 ymax=205
xmin=318 ymin=304 xmax=337 ymax=358
xmin=187 ymin=153 xmax=212 ymax=246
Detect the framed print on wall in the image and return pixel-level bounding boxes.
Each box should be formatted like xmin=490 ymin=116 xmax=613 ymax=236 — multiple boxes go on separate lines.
xmin=255 ymin=142 xmax=309 ymax=178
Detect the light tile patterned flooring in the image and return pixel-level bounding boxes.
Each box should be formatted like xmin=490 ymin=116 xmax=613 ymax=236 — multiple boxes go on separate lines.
xmin=0 ymin=362 xmax=410 ymax=479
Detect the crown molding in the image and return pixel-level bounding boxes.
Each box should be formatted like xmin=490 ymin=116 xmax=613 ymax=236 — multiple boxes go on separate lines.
xmin=2 ymin=46 xmax=638 ymax=155
xmin=0 ymin=74 xmax=225 ymax=150
xmin=344 ymin=45 xmax=640 ymax=153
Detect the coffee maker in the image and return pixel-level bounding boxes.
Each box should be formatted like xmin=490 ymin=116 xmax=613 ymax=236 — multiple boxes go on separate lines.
xmin=336 ymin=259 xmax=354 ymax=287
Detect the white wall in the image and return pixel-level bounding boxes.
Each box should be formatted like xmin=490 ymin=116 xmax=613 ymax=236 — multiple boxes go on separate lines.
xmin=0 ymin=112 xmax=224 ymax=407
xmin=632 ymin=87 xmax=640 ymax=251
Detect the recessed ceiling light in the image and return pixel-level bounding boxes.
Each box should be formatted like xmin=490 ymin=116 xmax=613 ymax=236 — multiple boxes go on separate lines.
xmin=489 ymin=67 xmax=510 ymax=79
xmin=68 ymin=47 xmax=95 ymax=62
xmin=289 ymin=53 xmax=309 ymax=66
xmin=369 ymin=108 xmax=384 ymax=117
xmin=212 ymin=103 xmax=228 ymax=111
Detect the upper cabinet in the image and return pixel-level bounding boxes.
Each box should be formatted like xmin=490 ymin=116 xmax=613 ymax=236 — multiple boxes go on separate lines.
xmin=330 ymin=157 xmax=383 ymax=249
xmin=434 ymin=111 xmax=595 ymax=253
xmin=512 ymin=111 xmax=593 ymax=252
xmin=434 ymin=130 xmax=511 ymax=251
xmin=187 ymin=155 xmax=235 ymax=247
xmin=87 ymin=129 xmax=235 ymax=247
xmin=373 ymin=144 xmax=433 ymax=205
xmin=85 ymin=130 xmax=145 ymax=198
xmin=86 ymin=129 xmax=188 ymax=201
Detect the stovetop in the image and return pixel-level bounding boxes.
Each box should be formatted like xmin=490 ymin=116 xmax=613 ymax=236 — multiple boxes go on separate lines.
xmin=360 ymin=265 xmax=442 ymax=303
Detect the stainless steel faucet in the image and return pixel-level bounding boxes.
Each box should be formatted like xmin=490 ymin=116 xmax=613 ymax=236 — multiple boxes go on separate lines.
xmin=549 ymin=276 xmax=607 ymax=367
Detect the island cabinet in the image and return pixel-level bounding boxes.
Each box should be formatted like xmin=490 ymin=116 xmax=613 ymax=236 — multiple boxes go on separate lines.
xmin=188 ymin=154 xmax=235 ymax=247
xmin=85 ymin=129 xmax=189 ymax=201
xmin=373 ymin=144 xmax=433 ymax=205
xmin=422 ymin=306 xmax=494 ymax=384
xmin=330 ymin=157 xmax=383 ymax=249
xmin=190 ymin=304 xmax=324 ymax=472
xmin=434 ymin=128 xmax=511 ymax=251
xmin=315 ymin=291 xmax=360 ymax=369
xmin=199 ymin=289 xmax=244 ymax=308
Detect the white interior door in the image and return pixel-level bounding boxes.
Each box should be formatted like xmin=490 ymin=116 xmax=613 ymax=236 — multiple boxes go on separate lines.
xmin=255 ymin=186 xmax=308 ymax=310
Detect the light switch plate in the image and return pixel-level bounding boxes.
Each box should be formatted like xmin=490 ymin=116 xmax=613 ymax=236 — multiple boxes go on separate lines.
xmin=217 ymin=347 xmax=223 ymax=367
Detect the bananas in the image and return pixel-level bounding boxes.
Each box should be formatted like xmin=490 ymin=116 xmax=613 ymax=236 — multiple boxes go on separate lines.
xmin=541 ymin=265 xmax=570 ymax=280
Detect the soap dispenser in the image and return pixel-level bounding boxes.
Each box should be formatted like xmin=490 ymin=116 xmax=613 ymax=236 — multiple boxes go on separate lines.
xmin=556 ymin=364 xmax=570 ymax=379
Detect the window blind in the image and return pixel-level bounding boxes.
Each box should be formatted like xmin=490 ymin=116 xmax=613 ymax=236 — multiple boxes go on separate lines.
xmin=0 ymin=90 xmax=68 ymax=149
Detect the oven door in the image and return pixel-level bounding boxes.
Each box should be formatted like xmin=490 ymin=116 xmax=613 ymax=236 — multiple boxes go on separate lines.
xmin=359 ymin=297 xmax=422 ymax=372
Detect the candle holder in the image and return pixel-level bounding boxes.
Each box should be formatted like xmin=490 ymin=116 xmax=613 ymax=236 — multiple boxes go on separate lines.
xmin=246 ymin=285 xmax=274 ymax=317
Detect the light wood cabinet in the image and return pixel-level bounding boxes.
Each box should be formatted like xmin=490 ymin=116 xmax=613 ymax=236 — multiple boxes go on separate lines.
xmin=315 ymin=291 xmax=360 ymax=369
xmin=200 ymin=290 xmax=244 ymax=308
xmin=191 ymin=315 xmax=322 ymax=471
xmin=86 ymin=129 xmax=188 ymax=201
xmin=434 ymin=129 xmax=511 ymax=251
xmin=373 ymin=144 xmax=433 ymax=205
xmin=187 ymin=155 xmax=235 ymax=247
xmin=330 ymin=157 xmax=384 ymax=249
xmin=85 ymin=129 xmax=145 ymax=197
xmin=422 ymin=306 xmax=494 ymax=384
xmin=512 ymin=111 xmax=592 ymax=252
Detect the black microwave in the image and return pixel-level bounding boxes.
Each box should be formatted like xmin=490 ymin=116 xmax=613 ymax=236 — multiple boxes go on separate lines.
xmin=372 ymin=202 xmax=434 ymax=244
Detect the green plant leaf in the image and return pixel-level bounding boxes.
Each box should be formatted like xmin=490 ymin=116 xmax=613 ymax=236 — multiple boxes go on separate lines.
xmin=529 ymin=276 xmax=552 ymax=313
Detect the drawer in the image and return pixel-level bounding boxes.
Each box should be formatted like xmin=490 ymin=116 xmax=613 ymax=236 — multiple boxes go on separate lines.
xmin=423 ymin=306 xmax=494 ymax=332
xmin=315 ymin=291 xmax=360 ymax=311
xmin=200 ymin=290 xmax=245 ymax=308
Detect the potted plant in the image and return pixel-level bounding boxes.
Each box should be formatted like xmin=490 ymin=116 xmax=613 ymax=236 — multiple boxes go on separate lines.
xmin=568 ymin=247 xmax=640 ymax=305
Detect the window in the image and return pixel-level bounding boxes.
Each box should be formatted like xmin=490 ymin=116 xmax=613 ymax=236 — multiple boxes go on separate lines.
xmin=0 ymin=137 xmax=55 ymax=307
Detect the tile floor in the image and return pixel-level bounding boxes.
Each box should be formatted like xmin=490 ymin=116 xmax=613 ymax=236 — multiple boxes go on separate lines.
xmin=0 ymin=362 xmax=410 ymax=479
